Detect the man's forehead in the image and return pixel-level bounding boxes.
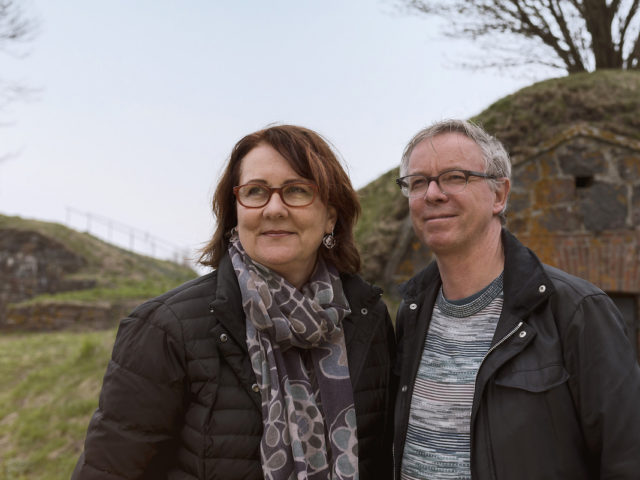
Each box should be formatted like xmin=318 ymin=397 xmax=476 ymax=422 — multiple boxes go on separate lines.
xmin=410 ymin=132 xmax=483 ymax=165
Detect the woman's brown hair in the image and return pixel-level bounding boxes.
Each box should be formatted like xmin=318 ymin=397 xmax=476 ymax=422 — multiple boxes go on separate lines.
xmin=199 ymin=125 xmax=361 ymax=274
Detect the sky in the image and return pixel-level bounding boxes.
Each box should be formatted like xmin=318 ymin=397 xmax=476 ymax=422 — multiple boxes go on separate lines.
xmin=1 ymin=0 xmax=552 ymax=270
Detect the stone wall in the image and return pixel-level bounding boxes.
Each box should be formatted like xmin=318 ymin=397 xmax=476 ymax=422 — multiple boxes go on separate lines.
xmin=3 ymin=301 xmax=133 ymax=331
xmin=0 ymin=228 xmax=96 ymax=328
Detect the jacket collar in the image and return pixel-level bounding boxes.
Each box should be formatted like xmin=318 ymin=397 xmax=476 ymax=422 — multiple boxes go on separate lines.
xmin=340 ymin=272 xmax=383 ymax=354
xmin=209 ymin=254 xmax=381 ymax=354
xmin=495 ymin=229 xmax=554 ymax=342
xmin=398 ymin=229 xmax=554 ymax=343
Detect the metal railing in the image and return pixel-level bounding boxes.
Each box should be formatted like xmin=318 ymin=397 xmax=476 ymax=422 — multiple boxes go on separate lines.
xmin=65 ymin=206 xmax=193 ymax=267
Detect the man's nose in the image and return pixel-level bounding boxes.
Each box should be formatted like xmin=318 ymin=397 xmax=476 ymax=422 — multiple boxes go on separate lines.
xmin=423 ymin=178 xmax=446 ymax=200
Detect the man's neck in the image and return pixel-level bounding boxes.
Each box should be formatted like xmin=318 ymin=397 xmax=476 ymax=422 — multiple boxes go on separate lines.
xmin=435 ymin=228 xmax=505 ymax=301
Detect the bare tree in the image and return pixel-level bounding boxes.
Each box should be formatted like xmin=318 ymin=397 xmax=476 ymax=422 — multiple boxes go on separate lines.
xmin=399 ymin=0 xmax=640 ymax=73
xmin=0 ymin=0 xmax=37 ymax=107
xmin=0 ymin=0 xmax=37 ymax=163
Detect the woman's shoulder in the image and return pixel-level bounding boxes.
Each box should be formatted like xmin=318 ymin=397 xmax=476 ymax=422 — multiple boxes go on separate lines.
xmin=128 ymin=271 xmax=220 ymax=325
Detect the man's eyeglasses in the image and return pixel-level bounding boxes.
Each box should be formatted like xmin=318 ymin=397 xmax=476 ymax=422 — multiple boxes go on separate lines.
xmin=233 ymin=183 xmax=318 ymax=208
xmin=396 ymin=169 xmax=498 ymax=197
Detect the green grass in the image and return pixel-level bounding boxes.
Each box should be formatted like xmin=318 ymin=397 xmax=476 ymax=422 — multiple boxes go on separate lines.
xmin=472 ymin=70 xmax=640 ymax=150
xmin=18 ymin=277 xmax=192 ymax=306
xmin=0 ymin=329 xmax=115 ymax=480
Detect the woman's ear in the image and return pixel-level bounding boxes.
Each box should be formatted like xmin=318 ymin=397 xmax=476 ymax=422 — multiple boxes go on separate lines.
xmin=326 ymin=205 xmax=338 ymax=233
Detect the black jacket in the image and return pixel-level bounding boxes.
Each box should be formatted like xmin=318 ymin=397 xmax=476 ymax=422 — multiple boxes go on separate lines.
xmin=394 ymin=229 xmax=640 ymax=479
xmin=73 ymin=254 xmax=395 ymax=479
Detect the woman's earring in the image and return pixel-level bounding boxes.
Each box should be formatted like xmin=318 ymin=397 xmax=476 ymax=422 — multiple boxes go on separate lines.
xmin=322 ymin=230 xmax=336 ymax=249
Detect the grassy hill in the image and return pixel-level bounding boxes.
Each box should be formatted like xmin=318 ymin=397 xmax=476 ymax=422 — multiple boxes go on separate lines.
xmin=471 ymin=69 xmax=640 ymax=151
xmin=0 ymin=214 xmax=197 ymax=328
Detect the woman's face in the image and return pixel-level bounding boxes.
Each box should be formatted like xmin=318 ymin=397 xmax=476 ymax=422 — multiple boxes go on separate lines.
xmin=236 ymin=143 xmax=336 ymax=288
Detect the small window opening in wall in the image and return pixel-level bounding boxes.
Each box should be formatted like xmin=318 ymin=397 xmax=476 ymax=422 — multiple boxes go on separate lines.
xmin=575 ymin=176 xmax=594 ymax=188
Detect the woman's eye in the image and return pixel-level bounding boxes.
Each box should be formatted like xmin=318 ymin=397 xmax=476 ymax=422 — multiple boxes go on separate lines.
xmin=286 ymin=185 xmax=309 ymax=194
xmin=246 ymin=186 xmax=266 ymax=196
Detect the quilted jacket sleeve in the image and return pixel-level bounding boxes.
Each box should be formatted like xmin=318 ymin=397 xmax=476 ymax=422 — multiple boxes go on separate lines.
xmin=72 ymin=301 xmax=187 ymax=479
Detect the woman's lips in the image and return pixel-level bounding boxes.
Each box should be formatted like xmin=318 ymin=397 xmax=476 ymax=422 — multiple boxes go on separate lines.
xmin=262 ymin=230 xmax=292 ymax=237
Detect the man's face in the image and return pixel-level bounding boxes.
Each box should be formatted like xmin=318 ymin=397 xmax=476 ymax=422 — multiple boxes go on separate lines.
xmin=406 ymin=132 xmax=508 ymax=256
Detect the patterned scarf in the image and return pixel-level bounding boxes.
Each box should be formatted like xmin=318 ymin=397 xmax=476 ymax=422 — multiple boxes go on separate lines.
xmin=229 ymin=235 xmax=359 ymax=480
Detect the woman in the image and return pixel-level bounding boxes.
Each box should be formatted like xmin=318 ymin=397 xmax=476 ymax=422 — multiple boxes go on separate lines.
xmin=72 ymin=125 xmax=395 ymax=479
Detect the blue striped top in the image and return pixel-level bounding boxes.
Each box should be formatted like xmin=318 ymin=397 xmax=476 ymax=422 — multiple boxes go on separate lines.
xmin=401 ymin=274 xmax=503 ymax=480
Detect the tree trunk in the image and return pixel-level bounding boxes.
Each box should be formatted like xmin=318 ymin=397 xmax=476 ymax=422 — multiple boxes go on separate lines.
xmin=583 ymin=0 xmax=623 ymax=69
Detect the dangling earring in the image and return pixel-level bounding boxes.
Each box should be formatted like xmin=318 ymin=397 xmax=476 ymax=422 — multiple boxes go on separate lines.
xmin=322 ymin=230 xmax=336 ymax=249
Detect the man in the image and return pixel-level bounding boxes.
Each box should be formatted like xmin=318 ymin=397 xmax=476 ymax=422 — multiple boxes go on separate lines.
xmin=393 ymin=119 xmax=640 ymax=479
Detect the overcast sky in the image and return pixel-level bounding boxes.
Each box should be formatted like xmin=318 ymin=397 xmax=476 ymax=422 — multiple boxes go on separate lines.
xmin=1 ymin=0 xmax=552 ymax=269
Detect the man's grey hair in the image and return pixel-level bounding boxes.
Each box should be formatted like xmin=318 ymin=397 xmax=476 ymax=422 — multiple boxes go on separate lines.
xmin=399 ymin=119 xmax=512 ymax=224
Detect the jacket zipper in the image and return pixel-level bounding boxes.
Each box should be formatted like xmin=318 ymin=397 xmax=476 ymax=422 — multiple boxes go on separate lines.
xmin=392 ymin=443 xmax=396 ymax=480
xmin=473 ymin=320 xmax=523 ymax=480
xmin=478 ymin=321 xmax=523 ymax=372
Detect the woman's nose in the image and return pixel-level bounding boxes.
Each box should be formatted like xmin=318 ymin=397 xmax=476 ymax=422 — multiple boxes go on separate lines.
xmin=262 ymin=190 xmax=288 ymax=216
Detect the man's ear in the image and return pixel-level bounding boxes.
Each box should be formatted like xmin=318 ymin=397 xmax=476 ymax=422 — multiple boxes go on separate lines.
xmin=492 ymin=178 xmax=510 ymax=215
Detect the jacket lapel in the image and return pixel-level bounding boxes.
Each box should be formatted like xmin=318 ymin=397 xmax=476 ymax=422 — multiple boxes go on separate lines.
xmin=208 ymin=255 xmax=261 ymax=408
xmin=401 ymin=263 xmax=441 ymax=389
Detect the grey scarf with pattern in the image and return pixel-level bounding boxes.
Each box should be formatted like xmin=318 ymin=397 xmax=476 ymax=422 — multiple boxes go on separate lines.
xmin=229 ymin=235 xmax=359 ymax=480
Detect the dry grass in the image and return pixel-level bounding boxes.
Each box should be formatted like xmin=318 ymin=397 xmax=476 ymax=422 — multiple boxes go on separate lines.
xmin=0 ymin=329 xmax=116 ymax=479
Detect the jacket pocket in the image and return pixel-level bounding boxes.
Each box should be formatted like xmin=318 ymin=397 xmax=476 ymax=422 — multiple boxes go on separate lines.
xmin=494 ymin=364 xmax=569 ymax=393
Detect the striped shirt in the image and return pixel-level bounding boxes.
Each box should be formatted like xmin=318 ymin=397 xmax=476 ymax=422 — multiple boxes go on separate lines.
xmin=401 ymin=274 xmax=504 ymax=480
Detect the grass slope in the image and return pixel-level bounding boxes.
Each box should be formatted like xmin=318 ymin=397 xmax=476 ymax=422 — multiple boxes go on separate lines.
xmin=0 ymin=329 xmax=115 ymax=479
xmin=472 ymin=70 xmax=640 ymax=151
xmin=1 ymin=214 xmax=196 ymax=309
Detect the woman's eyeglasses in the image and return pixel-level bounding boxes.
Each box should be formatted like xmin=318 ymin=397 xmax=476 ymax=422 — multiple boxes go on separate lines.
xmin=233 ymin=183 xmax=318 ymax=208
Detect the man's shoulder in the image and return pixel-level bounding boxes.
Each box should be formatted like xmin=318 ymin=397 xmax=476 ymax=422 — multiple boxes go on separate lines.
xmin=543 ymin=264 xmax=605 ymax=298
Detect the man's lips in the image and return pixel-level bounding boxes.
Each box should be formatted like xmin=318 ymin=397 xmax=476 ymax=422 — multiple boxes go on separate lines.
xmin=425 ymin=214 xmax=456 ymax=222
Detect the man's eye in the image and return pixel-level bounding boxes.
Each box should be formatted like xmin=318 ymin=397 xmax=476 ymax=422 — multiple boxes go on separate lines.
xmin=443 ymin=172 xmax=466 ymax=183
xmin=410 ymin=177 xmax=427 ymax=189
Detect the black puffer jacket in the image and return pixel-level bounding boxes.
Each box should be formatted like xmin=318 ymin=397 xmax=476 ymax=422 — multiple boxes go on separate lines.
xmin=73 ymin=254 xmax=395 ymax=479
xmin=394 ymin=229 xmax=640 ymax=479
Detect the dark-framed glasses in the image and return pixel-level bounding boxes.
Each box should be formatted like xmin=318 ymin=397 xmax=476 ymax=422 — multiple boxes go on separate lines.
xmin=233 ymin=182 xmax=318 ymax=208
xmin=396 ymin=169 xmax=498 ymax=197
